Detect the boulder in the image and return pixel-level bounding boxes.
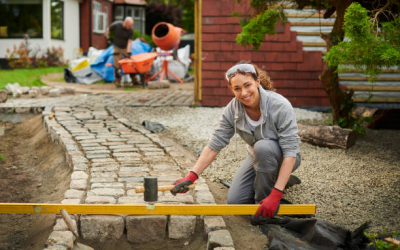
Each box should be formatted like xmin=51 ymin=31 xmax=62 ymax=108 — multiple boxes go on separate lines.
xmin=20 ymin=86 xmax=30 ymax=94
xmin=29 ymin=89 xmax=39 ymax=98
xmin=65 ymin=86 xmax=76 ymax=94
xmin=0 ymin=90 xmax=7 ymax=103
xmin=41 ymin=86 xmax=50 ymax=95
xmin=49 ymin=88 xmax=61 ymax=97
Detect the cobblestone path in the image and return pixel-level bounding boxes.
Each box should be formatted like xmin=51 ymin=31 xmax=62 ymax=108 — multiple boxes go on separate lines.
xmin=0 ymin=92 xmax=235 ymax=250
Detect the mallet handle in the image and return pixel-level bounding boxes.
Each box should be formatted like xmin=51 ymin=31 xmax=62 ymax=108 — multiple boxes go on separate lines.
xmin=135 ymin=184 xmax=195 ymax=193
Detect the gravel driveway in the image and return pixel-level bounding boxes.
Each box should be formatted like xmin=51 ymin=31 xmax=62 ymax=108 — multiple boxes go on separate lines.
xmin=116 ymin=106 xmax=400 ymax=233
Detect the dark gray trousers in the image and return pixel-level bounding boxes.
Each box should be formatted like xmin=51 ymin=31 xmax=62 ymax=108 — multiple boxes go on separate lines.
xmin=226 ymin=139 xmax=301 ymax=204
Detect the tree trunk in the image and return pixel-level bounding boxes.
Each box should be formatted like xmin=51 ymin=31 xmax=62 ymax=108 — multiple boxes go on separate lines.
xmin=320 ymin=0 xmax=353 ymax=122
xmin=298 ymin=124 xmax=357 ymax=149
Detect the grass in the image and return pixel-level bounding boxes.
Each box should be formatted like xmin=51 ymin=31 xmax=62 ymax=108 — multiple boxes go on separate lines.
xmin=0 ymin=67 xmax=64 ymax=89
xmin=0 ymin=154 xmax=5 ymax=163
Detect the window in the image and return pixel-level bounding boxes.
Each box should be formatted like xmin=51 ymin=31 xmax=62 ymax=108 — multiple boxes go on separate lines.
xmin=51 ymin=0 xmax=63 ymax=39
xmin=126 ymin=6 xmax=145 ymax=35
xmin=93 ymin=1 xmax=106 ymax=34
xmin=0 ymin=0 xmax=43 ymax=38
xmin=114 ymin=6 xmax=123 ymax=21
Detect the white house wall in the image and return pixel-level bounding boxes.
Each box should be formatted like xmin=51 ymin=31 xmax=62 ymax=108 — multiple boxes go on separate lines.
xmin=0 ymin=0 xmax=80 ymax=62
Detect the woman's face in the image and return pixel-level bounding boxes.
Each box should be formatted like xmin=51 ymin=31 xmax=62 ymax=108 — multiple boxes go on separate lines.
xmin=229 ymin=73 xmax=260 ymax=109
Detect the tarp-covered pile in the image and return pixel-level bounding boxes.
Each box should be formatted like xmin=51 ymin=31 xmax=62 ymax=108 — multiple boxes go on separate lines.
xmin=65 ymin=40 xmax=192 ymax=85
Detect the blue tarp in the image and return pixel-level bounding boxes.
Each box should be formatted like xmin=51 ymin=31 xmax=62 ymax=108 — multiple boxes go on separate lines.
xmin=90 ymin=41 xmax=153 ymax=82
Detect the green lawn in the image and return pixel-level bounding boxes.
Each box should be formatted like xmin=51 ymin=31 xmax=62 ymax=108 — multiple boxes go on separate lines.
xmin=0 ymin=67 xmax=64 ymax=89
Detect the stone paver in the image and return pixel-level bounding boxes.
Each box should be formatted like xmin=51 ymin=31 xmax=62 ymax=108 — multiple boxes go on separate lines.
xmin=168 ymin=215 xmax=197 ymax=239
xmin=126 ymin=215 xmax=167 ymax=243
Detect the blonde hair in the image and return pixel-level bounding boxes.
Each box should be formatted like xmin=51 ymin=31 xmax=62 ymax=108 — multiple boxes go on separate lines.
xmin=229 ymin=61 xmax=275 ymax=91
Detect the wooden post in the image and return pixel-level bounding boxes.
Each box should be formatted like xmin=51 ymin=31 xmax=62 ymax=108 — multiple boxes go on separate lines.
xmin=194 ymin=0 xmax=202 ymax=105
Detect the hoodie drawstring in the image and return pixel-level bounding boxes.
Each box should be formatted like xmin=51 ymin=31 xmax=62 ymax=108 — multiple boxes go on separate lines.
xmin=234 ymin=115 xmax=238 ymax=159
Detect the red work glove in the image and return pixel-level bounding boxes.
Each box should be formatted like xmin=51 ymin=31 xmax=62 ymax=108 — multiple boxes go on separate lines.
xmin=170 ymin=171 xmax=198 ymax=196
xmin=255 ymin=188 xmax=284 ymax=218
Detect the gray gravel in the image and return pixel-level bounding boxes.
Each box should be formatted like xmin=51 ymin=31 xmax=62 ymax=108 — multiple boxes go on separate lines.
xmin=116 ymin=106 xmax=400 ymax=233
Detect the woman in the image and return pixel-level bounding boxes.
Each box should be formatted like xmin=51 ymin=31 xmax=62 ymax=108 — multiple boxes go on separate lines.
xmin=171 ymin=61 xmax=301 ymax=219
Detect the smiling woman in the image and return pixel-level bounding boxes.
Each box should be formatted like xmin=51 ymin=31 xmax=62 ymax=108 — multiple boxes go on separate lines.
xmin=171 ymin=61 xmax=303 ymax=223
xmin=0 ymin=0 xmax=43 ymax=38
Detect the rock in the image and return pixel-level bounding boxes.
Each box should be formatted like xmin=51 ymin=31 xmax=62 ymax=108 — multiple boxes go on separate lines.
xmin=61 ymin=199 xmax=81 ymax=204
xmin=70 ymin=179 xmax=87 ymax=190
xmin=56 ymin=87 xmax=66 ymax=94
xmin=195 ymin=190 xmax=216 ymax=204
xmin=20 ymin=86 xmax=30 ymax=94
xmin=148 ymin=80 xmax=171 ymax=89
xmin=41 ymin=86 xmax=50 ymax=95
xmin=53 ymin=218 xmax=77 ymax=232
xmin=31 ymin=86 xmax=39 ymax=91
xmin=87 ymin=188 xmax=125 ymax=198
xmin=71 ymin=171 xmax=89 ymax=180
xmin=65 ymin=86 xmax=76 ymax=94
xmin=80 ymin=215 xmax=124 ymax=242
xmin=64 ymin=189 xmax=84 ymax=200
xmin=49 ymin=88 xmax=61 ymax=97
xmin=45 ymin=231 xmax=75 ymax=249
xmin=207 ymin=230 xmax=234 ymax=250
xmin=126 ymin=215 xmax=167 ymax=243
xmin=29 ymin=89 xmax=39 ymax=98
xmin=204 ymin=216 xmax=226 ymax=238
xmin=0 ymin=90 xmax=7 ymax=103
xmin=85 ymin=196 xmax=116 ymax=204
xmin=13 ymin=89 xmax=22 ymax=98
xmin=168 ymin=215 xmax=196 ymax=239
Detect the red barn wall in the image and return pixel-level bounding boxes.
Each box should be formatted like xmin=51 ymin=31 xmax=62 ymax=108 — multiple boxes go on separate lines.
xmin=201 ymin=0 xmax=330 ymax=107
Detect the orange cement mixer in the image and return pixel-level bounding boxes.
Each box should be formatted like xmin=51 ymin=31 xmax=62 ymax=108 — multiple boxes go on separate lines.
xmin=152 ymin=22 xmax=186 ymax=51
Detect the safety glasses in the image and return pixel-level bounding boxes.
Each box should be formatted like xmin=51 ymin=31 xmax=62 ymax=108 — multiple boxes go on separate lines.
xmin=225 ymin=64 xmax=257 ymax=82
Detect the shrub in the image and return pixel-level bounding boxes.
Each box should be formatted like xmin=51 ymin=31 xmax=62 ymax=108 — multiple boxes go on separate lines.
xmin=5 ymin=35 xmax=65 ymax=69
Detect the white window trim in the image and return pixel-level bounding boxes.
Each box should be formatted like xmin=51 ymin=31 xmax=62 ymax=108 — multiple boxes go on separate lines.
xmin=93 ymin=1 xmax=107 ymax=34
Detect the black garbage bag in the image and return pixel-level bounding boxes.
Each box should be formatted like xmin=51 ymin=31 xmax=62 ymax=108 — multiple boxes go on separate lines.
xmin=142 ymin=120 xmax=165 ymax=133
xmin=259 ymin=217 xmax=371 ymax=250
xmin=64 ymin=68 xmax=78 ymax=83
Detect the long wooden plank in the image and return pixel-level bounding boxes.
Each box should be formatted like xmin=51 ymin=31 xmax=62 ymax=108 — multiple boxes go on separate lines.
xmin=341 ymin=77 xmax=400 ymax=81
xmin=286 ymin=13 xmax=337 ymax=18
xmin=297 ymin=32 xmax=330 ymax=36
xmin=346 ymin=86 xmax=400 ymax=91
xmin=353 ymin=98 xmax=400 ymax=103
xmin=303 ymin=42 xmax=327 ymax=47
xmin=0 ymin=203 xmax=316 ymax=216
xmin=291 ymin=22 xmax=334 ymax=26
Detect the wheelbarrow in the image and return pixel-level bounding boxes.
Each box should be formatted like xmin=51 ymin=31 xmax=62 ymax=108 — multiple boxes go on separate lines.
xmin=118 ymin=52 xmax=158 ymax=88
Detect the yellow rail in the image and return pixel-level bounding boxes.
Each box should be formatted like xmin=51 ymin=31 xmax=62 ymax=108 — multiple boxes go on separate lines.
xmin=0 ymin=203 xmax=316 ymax=216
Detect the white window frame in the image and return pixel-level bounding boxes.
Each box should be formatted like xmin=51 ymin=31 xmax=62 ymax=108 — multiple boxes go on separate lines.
xmin=114 ymin=6 xmax=124 ymax=21
xmin=126 ymin=6 xmax=145 ymax=35
xmin=93 ymin=1 xmax=107 ymax=34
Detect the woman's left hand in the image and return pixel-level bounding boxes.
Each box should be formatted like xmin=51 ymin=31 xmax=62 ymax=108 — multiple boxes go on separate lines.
xmin=255 ymin=188 xmax=284 ymax=218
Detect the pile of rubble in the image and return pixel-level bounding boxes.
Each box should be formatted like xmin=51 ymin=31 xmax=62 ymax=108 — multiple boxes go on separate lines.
xmin=0 ymin=83 xmax=76 ymax=103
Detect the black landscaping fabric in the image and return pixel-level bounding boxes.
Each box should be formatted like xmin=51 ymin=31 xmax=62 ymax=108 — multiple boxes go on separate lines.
xmin=64 ymin=68 xmax=78 ymax=83
xmin=258 ymin=217 xmax=371 ymax=250
xmin=142 ymin=120 xmax=165 ymax=133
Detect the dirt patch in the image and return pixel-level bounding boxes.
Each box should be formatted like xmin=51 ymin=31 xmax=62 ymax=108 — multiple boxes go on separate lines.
xmin=0 ymin=115 xmax=71 ymax=250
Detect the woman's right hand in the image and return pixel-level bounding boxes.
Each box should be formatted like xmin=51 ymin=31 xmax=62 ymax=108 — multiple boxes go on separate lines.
xmin=170 ymin=171 xmax=198 ymax=196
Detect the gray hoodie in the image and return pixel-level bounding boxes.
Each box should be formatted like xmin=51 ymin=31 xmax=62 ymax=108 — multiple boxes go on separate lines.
xmin=208 ymin=85 xmax=300 ymax=158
